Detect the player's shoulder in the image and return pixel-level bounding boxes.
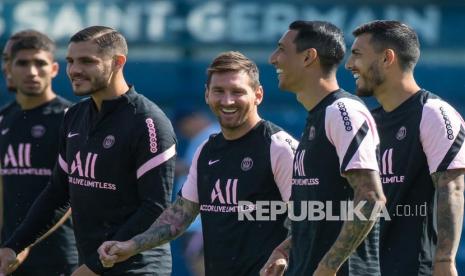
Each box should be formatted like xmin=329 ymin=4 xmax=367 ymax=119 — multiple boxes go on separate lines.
xmin=126 ymin=88 xmax=175 ymax=137
xmin=421 ymin=89 xmax=458 ymax=114
xmin=128 ymin=88 xmax=169 ymax=120
xmin=43 ymin=96 xmax=73 ymax=115
xmin=0 ymin=101 xmax=18 ymax=116
xmin=325 ymin=91 xmax=371 ymax=123
xmin=263 ymin=120 xmax=299 ymax=152
xmin=327 ymin=91 xmax=368 ymax=114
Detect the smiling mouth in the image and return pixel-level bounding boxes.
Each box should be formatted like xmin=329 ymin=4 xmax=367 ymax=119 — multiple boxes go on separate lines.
xmin=221 ymin=108 xmax=238 ymax=114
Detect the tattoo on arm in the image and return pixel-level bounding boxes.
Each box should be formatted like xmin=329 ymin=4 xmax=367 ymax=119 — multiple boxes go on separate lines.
xmin=132 ymin=196 xmax=199 ymax=253
xmin=431 ymin=169 xmax=465 ymax=262
xmin=320 ymin=169 xmax=386 ymax=271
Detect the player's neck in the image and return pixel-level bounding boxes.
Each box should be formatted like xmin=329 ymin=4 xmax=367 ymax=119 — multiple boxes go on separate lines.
xmin=296 ymin=76 xmax=339 ymax=111
xmin=375 ymin=73 xmax=420 ymax=112
xmin=91 ymin=74 xmax=129 ymax=111
xmin=16 ymin=89 xmax=56 ymax=110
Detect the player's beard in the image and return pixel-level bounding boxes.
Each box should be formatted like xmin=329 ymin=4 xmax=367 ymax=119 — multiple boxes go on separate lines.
xmin=356 ymin=61 xmax=384 ymax=97
xmin=216 ymin=104 xmax=252 ymax=133
xmin=74 ymin=67 xmax=112 ymax=97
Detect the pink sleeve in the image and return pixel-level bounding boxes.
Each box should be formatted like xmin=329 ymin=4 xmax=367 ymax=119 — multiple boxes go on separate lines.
xmin=325 ymin=98 xmax=380 ymax=173
xmin=180 ymin=140 xmax=208 ymax=203
xmin=420 ymin=99 xmax=465 ymax=174
xmin=270 ymin=131 xmax=298 ymax=202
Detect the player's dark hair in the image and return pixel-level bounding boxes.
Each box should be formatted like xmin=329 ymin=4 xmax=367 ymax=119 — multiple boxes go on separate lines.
xmin=9 ymin=30 xmax=56 ymax=60
xmin=69 ymin=26 xmax=128 ymax=56
xmin=289 ymin=20 xmax=346 ymax=75
xmin=206 ymin=51 xmax=260 ymax=90
xmin=353 ymin=20 xmax=420 ymax=71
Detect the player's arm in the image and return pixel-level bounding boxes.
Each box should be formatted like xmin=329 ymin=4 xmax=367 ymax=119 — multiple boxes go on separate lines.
xmin=316 ymin=169 xmax=385 ymax=274
xmin=431 ymin=169 xmax=464 ymax=270
xmin=260 ymin=235 xmax=291 ymax=276
xmin=318 ymin=101 xmax=386 ymax=274
xmin=0 ymin=120 xmax=71 ymax=275
xmin=84 ymin=114 xmax=177 ymax=274
xmin=419 ymin=100 xmax=465 ymax=275
xmin=98 ymin=196 xmax=199 ymax=267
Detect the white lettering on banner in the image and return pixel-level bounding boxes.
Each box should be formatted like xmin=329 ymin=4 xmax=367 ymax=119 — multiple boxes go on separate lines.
xmin=2 ymin=2 xmax=441 ymax=46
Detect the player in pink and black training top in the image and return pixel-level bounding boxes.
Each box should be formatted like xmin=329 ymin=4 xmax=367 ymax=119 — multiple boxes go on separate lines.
xmin=0 ymin=30 xmax=78 ymax=276
xmin=97 ymin=51 xmax=298 ymax=276
xmin=262 ymin=20 xmax=386 ymax=276
xmin=0 ymin=26 xmax=176 ymax=275
xmin=347 ymin=20 xmax=465 ymax=276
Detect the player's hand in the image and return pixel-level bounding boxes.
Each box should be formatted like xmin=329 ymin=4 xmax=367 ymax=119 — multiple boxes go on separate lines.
xmin=0 ymin=247 xmax=17 ymax=276
xmin=313 ymin=263 xmax=337 ymax=276
xmin=5 ymin=247 xmax=30 ymax=274
xmin=71 ymin=264 xmax=99 ymax=276
xmin=98 ymin=240 xmax=137 ymax=268
xmin=259 ymin=248 xmax=288 ymax=276
xmin=433 ymin=261 xmax=458 ymax=276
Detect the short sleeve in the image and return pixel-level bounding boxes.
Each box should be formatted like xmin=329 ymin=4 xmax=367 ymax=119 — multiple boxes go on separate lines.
xmin=270 ymin=131 xmax=298 ymax=202
xmin=179 ymin=140 xmax=208 ymax=203
xmin=325 ymin=98 xmax=380 ymax=173
xmin=420 ymin=98 xmax=465 ymax=173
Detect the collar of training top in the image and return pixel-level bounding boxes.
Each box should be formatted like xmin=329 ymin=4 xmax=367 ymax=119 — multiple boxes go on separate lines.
xmin=89 ymin=85 xmax=137 ymax=114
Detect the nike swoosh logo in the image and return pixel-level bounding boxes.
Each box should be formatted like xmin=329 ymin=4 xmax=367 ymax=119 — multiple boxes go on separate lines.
xmin=208 ymin=159 xmax=220 ymax=165
xmin=67 ymin=132 xmax=79 ymax=138
xmin=1 ymin=128 xmax=9 ymax=135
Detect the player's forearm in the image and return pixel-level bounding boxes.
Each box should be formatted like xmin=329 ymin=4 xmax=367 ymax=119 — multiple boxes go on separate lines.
xmin=274 ymin=236 xmax=292 ymax=258
xmin=131 ymin=196 xmax=199 ymax=254
xmin=319 ymin=169 xmax=385 ymax=271
xmin=432 ymin=169 xmax=465 ymax=262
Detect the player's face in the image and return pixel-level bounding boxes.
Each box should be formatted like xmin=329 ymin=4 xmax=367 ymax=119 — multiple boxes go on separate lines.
xmin=9 ymin=49 xmax=58 ymax=97
xmin=269 ymin=30 xmax=307 ymax=93
xmin=346 ymin=34 xmax=385 ymax=97
xmin=206 ymin=71 xmax=263 ymax=135
xmin=66 ymin=41 xmax=113 ymax=96
xmin=2 ymin=40 xmax=16 ymax=92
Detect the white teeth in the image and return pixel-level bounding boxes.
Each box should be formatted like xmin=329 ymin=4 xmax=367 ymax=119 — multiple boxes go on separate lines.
xmin=276 ymin=69 xmax=283 ymax=74
xmin=353 ymin=73 xmax=360 ymax=79
xmin=221 ymin=108 xmax=237 ymax=114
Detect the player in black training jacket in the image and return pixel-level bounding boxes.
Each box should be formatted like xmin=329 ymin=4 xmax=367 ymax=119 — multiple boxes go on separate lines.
xmin=346 ymin=20 xmax=465 ymax=276
xmin=263 ymin=20 xmax=386 ymax=276
xmin=98 ymin=51 xmax=298 ymax=276
xmin=0 ymin=26 xmax=176 ymax=276
xmin=0 ymin=30 xmax=78 ymax=275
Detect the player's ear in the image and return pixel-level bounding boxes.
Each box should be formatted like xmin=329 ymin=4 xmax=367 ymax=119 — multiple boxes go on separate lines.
xmin=383 ymin=49 xmax=395 ymax=67
xmin=254 ymin=85 xmax=264 ymax=105
xmin=204 ymin=84 xmax=209 ymax=104
xmin=303 ymin=48 xmax=317 ymax=67
xmin=51 ymin=61 xmax=59 ymax=78
xmin=113 ymin=54 xmax=126 ymax=70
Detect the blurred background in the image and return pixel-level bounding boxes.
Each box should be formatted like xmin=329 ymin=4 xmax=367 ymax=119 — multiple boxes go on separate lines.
xmin=0 ymin=0 xmax=464 ymax=275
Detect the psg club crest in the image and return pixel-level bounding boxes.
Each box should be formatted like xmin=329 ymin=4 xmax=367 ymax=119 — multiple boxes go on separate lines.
xmin=31 ymin=125 xmax=46 ymax=138
xmin=396 ymin=126 xmax=407 ymax=140
xmin=103 ymin=135 xmax=116 ymax=149
xmin=241 ymin=157 xmax=253 ymax=171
